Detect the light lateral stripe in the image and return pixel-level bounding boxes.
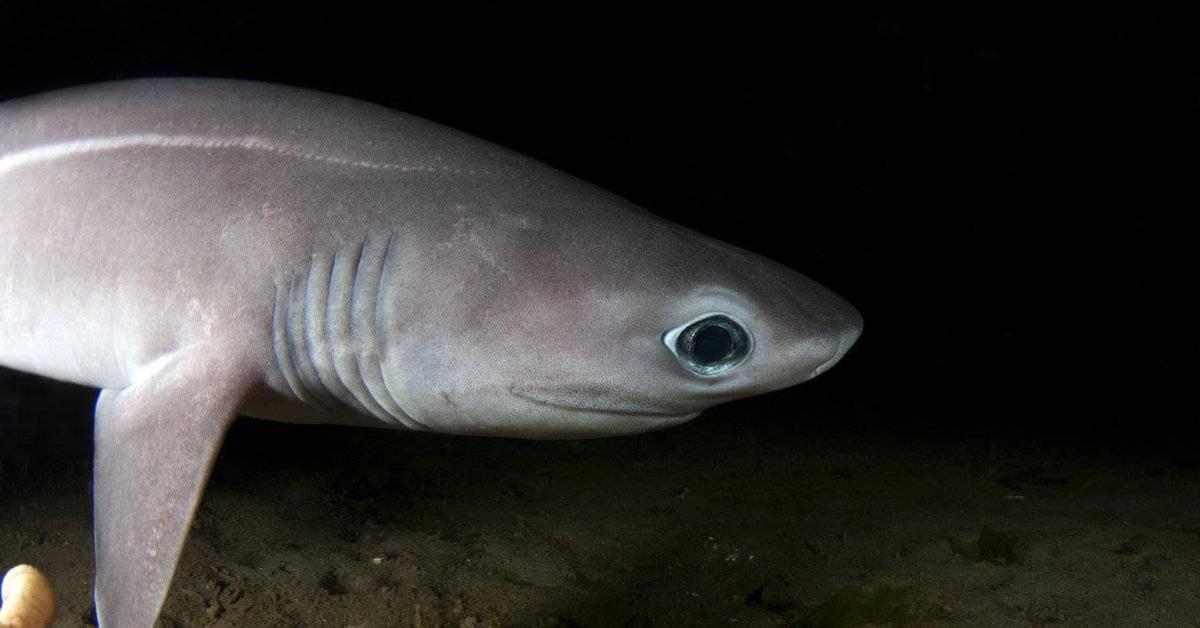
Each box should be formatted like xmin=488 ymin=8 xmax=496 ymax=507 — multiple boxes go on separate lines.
xmin=0 ymin=133 xmax=490 ymax=177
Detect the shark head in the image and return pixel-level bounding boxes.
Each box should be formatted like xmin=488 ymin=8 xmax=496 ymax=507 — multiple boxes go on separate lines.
xmin=382 ymin=180 xmax=862 ymax=438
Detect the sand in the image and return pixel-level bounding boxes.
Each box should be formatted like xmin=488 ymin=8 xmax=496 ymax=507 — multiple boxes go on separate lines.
xmin=2 ymin=373 xmax=1199 ymax=626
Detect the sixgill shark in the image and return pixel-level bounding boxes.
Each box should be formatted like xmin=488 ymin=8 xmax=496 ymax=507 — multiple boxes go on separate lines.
xmin=0 ymin=78 xmax=862 ymax=626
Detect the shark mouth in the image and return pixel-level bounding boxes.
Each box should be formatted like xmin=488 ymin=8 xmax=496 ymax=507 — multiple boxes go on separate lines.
xmin=509 ymin=384 xmax=697 ymax=418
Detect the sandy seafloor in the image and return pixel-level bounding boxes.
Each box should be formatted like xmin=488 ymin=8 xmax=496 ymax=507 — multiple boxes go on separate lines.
xmin=2 ymin=372 xmax=1199 ymax=627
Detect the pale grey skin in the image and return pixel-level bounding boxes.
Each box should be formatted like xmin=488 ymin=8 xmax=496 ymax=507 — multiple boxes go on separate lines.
xmin=0 ymin=79 xmax=862 ymax=627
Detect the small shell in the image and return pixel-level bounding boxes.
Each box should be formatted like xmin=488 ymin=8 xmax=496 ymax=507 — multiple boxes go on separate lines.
xmin=0 ymin=565 xmax=55 ymax=628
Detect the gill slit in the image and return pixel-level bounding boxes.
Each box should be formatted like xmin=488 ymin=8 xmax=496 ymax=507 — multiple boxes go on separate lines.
xmin=327 ymin=240 xmax=390 ymax=421
xmin=285 ymin=277 xmax=335 ymax=409
xmin=364 ymin=234 xmax=430 ymax=431
xmin=272 ymin=233 xmax=420 ymax=429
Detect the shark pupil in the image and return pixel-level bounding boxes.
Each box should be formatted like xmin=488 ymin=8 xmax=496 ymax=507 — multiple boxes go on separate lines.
xmin=674 ymin=315 xmax=750 ymax=375
xmin=692 ymin=324 xmax=735 ymax=365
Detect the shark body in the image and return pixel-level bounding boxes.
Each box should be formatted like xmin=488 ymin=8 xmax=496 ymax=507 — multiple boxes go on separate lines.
xmin=0 ymin=79 xmax=861 ymax=626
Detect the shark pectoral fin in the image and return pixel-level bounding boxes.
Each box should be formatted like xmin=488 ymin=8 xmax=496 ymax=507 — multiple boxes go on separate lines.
xmin=91 ymin=348 xmax=254 ymax=628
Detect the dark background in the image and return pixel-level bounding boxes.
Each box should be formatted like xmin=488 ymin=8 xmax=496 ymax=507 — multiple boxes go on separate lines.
xmin=0 ymin=6 xmax=1194 ymax=449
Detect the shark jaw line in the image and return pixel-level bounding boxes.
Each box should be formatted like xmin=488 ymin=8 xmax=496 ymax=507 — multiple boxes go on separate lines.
xmin=508 ymin=384 xmax=700 ymax=420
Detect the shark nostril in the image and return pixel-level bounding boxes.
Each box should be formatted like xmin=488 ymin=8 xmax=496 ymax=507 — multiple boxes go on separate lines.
xmin=812 ymin=348 xmax=841 ymax=377
xmin=812 ymin=322 xmax=862 ymax=377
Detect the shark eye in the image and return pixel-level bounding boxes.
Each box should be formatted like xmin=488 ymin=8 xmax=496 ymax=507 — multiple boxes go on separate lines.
xmin=663 ymin=314 xmax=751 ymax=376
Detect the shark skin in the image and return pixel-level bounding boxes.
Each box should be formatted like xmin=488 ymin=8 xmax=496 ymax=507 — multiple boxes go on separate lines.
xmin=0 ymin=78 xmax=862 ymax=626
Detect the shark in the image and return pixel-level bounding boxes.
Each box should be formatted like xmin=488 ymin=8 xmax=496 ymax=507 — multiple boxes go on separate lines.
xmin=0 ymin=78 xmax=862 ymax=626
